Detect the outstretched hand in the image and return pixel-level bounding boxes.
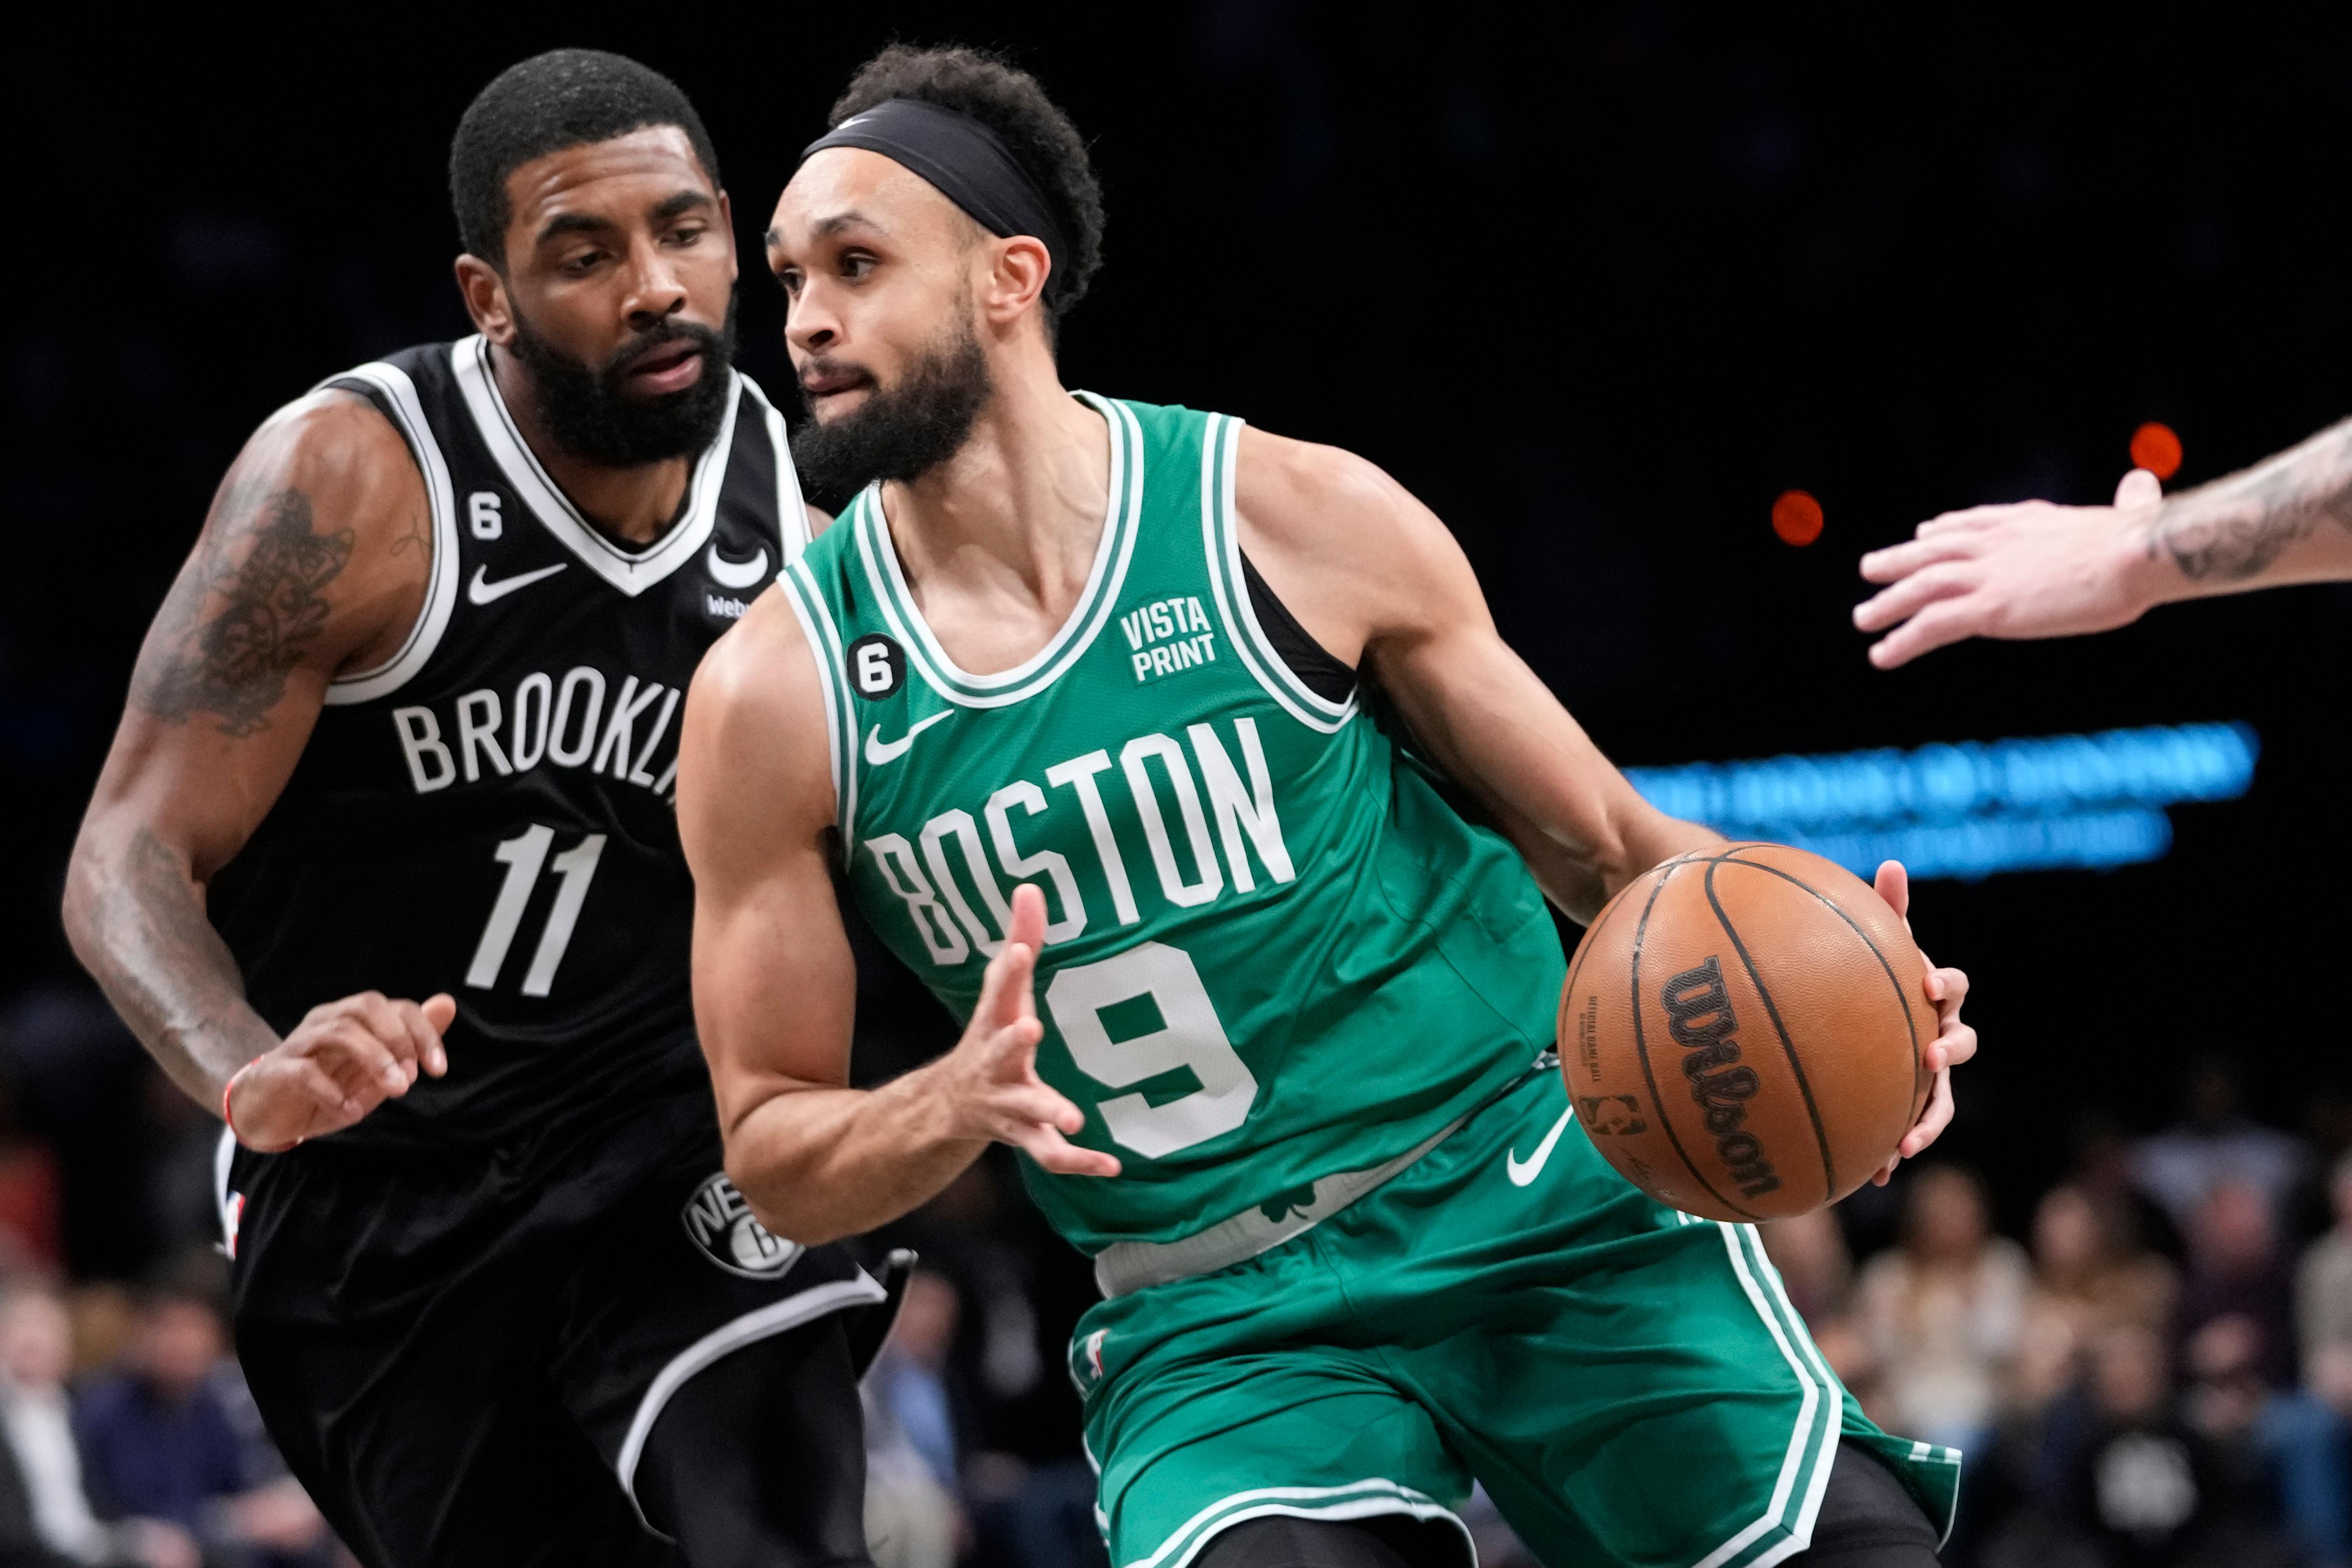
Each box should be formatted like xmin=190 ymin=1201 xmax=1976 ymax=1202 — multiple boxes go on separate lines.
xmin=1852 ymin=468 xmax=2164 ymax=668
xmin=942 ymin=884 xmax=1120 ymax=1178
xmin=1868 ymin=860 xmax=1976 ymax=1185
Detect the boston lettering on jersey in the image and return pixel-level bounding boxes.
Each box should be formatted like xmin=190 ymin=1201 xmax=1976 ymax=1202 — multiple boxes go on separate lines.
xmin=205 ymin=335 xmax=808 ymax=1154
xmin=782 ymin=395 xmax=1567 ymax=1254
xmin=864 ymin=715 xmax=1293 ymax=966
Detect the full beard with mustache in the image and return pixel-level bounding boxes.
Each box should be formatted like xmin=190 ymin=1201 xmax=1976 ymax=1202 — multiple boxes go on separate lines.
xmin=508 ymin=297 xmax=739 ymax=467
xmin=790 ymin=313 xmax=993 ymax=501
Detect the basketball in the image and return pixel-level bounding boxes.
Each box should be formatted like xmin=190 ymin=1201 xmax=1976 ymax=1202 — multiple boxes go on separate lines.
xmin=1559 ymin=843 xmax=1936 ymax=1222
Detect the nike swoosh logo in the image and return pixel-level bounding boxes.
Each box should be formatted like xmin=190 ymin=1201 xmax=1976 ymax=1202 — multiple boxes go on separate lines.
xmin=467 ymin=562 xmax=568 ymax=605
xmin=705 ymin=542 xmax=771 ymax=590
xmin=864 ymin=711 xmax=952 ymax=766
xmin=1506 ymin=1108 xmax=1575 ymax=1187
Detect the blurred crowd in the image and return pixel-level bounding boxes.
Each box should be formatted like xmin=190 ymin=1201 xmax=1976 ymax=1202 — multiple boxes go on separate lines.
xmin=1727 ymin=1062 xmax=2352 ymax=1568
xmin=6 ymin=973 xmax=2351 ymax=1568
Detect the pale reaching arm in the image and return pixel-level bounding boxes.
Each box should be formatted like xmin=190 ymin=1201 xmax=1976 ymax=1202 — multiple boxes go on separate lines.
xmin=679 ymin=593 xmax=1117 ymax=1246
xmin=1855 ymin=415 xmax=2352 ymax=668
xmin=1233 ymin=428 xmax=1975 ymax=1178
xmin=65 ymin=392 xmax=452 ymax=1150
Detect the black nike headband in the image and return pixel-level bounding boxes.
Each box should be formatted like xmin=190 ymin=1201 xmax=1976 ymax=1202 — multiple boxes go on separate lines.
xmin=800 ymin=98 xmax=1073 ymax=306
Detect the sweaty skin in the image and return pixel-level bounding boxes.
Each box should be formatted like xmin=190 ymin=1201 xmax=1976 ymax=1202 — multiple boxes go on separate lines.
xmin=1855 ymin=414 xmax=2352 ymax=667
xmin=680 ymin=147 xmax=1978 ymax=1247
xmin=67 ymin=126 xmax=773 ymax=1153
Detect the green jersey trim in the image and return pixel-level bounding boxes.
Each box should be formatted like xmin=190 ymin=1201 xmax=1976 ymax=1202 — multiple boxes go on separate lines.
xmin=854 ymin=391 xmax=1144 ymax=708
xmin=1124 ymin=1480 xmax=1471 ymax=1568
xmin=1695 ymin=1218 xmax=1844 ymax=1568
xmin=1197 ymin=413 xmax=1359 ymax=734
xmin=776 ymin=557 xmax=861 ymax=847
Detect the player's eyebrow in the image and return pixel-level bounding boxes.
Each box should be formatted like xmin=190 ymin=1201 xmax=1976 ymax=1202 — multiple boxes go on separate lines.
xmin=812 ymin=209 xmax=880 ymax=238
xmin=765 ymin=210 xmax=884 ymax=255
xmin=536 ymin=211 xmax=619 ymax=244
xmin=537 ymin=189 xmax=714 ymax=247
xmin=650 ymin=189 xmax=716 ymax=222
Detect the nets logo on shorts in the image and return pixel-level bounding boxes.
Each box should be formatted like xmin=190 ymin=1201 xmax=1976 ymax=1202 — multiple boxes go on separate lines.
xmin=681 ymin=1173 xmax=806 ymax=1280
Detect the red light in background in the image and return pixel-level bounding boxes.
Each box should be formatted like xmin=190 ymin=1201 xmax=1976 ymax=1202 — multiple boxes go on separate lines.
xmin=2129 ymin=421 xmax=2182 ymax=481
xmin=1772 ymin=489 xmax=1824 ymax=546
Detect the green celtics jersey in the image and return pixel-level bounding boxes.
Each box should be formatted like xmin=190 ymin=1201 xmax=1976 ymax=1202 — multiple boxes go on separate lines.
xmin=779 ymin=396 xmax=1566 ymax=1253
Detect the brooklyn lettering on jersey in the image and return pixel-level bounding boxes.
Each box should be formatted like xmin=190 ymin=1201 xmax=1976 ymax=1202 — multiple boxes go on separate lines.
xmin=206 ymin=335 xmax=806 ymax=1155
xmin=865 ymin=716 xmax=1294 ymax=967
xmin=390 ymin=664 xmax=683 ymax=799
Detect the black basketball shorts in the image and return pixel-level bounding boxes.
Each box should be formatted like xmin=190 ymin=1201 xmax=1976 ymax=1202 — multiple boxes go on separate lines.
xmin=218 ymin=1098 xmax=884 ymax=1568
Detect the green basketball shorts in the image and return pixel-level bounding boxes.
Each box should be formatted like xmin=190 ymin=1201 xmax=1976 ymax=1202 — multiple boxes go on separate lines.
xmin=1068 ymin=1066 xmax=1960 ymax=1568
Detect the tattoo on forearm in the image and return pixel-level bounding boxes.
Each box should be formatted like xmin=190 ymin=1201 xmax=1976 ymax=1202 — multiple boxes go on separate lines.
xmin=80 ymin=828 xmax=272 ymax=1101
xmin=2153 ymin=419 xmax=2352 ymax=581
xmin=132 ymin=483 xmax=353 ymax=735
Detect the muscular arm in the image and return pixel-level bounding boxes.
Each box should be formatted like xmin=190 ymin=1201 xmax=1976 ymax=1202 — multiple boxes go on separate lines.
xmin=1237 ymin=430 xmax=1974 ymax=1175
xmin=1856 ymin=416 xmax=2352 ymax=667
xmin=1232 ymin=430 xmax=1718 ymax=922
xmin=65 ymin=392 xmax=448 ymax=1133
xmin=681 ymin=598 xmax=1114 ymax=1246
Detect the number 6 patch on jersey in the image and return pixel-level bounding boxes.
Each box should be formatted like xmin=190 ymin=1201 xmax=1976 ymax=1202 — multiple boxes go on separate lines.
xmin=846 ymin=634 xmax=905 ymax=699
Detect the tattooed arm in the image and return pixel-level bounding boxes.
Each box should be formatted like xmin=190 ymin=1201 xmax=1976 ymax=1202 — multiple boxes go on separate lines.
xmin=66 ymin=390 xmax=455 ymax=1150
xmin=1853 ymin=418 xmax=2352 ymax=667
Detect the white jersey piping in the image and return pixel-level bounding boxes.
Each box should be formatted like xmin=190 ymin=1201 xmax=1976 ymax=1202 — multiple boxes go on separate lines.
xmin=613 ymin=1273 xmax=885 ymax=1534
xmin=320 ymin=361 xmax=462 ymax=705
xmin=451 ymin=335 xmax=739 ymax=597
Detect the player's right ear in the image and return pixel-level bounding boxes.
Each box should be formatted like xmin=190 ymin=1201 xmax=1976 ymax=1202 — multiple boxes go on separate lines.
xmin=452 ymin=253 xmax=517 ymax=346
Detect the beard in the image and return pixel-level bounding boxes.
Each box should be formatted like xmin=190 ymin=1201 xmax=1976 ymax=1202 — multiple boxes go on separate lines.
xmin=790 ymin=314 xmax=993 ymax=499
xmin=508 ymin=297 xmax=738 ymax=467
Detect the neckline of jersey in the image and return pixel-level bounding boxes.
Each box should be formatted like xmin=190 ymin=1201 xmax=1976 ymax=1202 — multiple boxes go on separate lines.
xmin=854 ymin=391 xmax=1142 ymax=707
xmin=452 ymin=334 xmax=740 ymax=598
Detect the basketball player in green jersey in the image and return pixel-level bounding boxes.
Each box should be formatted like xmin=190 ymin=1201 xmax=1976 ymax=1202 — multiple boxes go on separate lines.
xmin=681 ymin=46 xmax=1978 ymax=1568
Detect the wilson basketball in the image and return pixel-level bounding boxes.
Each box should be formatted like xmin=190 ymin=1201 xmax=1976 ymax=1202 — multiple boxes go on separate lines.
xmin=1559 ymin=843 xmax=1935 ymax=1222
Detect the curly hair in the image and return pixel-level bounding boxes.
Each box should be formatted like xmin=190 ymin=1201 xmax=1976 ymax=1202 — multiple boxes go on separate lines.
xmin=450 ymin=50 xmax=720 ymax=267
xmin=829 ymin=44 xmax=1104 ymax=333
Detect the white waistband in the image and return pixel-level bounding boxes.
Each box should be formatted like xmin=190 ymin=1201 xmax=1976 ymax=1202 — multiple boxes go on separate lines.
xmin=1092 ymin=1115 xmax=1466 ymax=1299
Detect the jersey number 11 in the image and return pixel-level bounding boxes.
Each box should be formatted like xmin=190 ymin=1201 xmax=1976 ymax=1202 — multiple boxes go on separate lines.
xmin=466 ymin=826 xmax=606 ymax=996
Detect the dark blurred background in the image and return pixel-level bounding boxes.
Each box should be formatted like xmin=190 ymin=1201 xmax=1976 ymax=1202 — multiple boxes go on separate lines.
xmin=5 ymin=7 xmax=2352 ymax=1567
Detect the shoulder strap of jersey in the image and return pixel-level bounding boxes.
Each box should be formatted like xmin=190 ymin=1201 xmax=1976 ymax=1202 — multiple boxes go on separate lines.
xmin=776 ymin=528 xmax=861 ymax=852
xmin=1196 ymin=411 xmax=1358 ymax=733
xmin=314 ymin=357 xmax=463 ymax=706
xmin=737 ymin=373 xmax=812 ymax=559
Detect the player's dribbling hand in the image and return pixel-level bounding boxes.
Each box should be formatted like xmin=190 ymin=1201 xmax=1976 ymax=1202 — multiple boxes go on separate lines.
xmin=1868 ymin=860 xmax=1974 ymax=1186
xmin=225 ymin=990 xmax=455 ymax=1152
xmin=1851 ymin=468 xmax=2165 ymax=668
xmin=942 ymin=884 xmax=1120 ymax=1179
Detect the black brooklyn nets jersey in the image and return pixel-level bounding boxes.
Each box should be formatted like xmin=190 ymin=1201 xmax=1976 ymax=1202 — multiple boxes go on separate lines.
xmin=208 ymin=335 xmax=806 ymax=1154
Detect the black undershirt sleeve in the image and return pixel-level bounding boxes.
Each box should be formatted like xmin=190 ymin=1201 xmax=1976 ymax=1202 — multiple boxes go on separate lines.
xmin=1239 ymin=552 xmax=1356 ymax=704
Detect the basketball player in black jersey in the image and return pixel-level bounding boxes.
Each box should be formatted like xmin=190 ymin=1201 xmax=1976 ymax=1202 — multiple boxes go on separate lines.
xmin=64 ymin=51 xmax=886 ymax=1568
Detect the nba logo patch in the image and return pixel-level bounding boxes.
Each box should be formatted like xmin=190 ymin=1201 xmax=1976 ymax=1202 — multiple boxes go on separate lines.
xmin=681 ymin=1173 xmax=805 ymax=1280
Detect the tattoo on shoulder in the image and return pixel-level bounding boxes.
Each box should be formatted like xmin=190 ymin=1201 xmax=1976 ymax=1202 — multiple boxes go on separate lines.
xmin=133 ymin=483 xmax=355 ymax=736
xmin=2155 ymin=423 xmax=2352 ymax=582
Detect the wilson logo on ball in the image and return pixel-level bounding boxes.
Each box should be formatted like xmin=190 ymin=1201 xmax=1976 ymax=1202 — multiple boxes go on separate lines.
xmin=1660 ymin=957 xmax=1781 ymax=1199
